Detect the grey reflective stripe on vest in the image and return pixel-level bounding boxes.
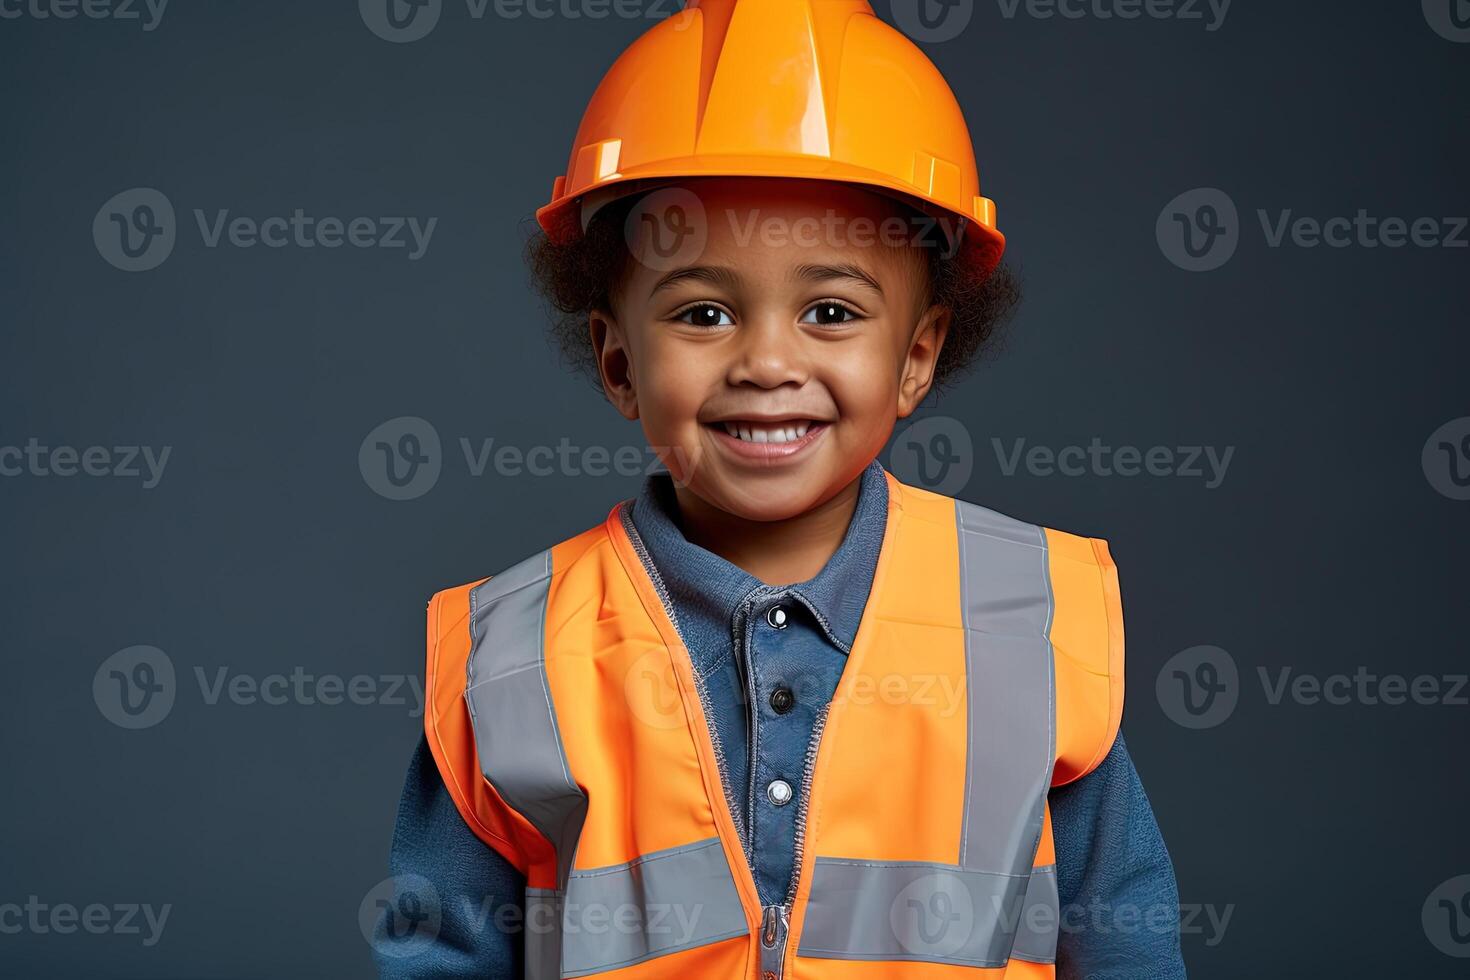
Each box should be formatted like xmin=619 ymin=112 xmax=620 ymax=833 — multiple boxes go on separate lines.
xmin=797 ymin=500 xmax=1057 ymax=968
xmin=555 ymin=838 xmax=747 ymax=978
xmin=465 ymin=553 xmax=747 ymax=978
xmin=955 ymin=501 xmax=1056 ymax=878
xmin=1010 ymin=865 xmax=1059 ymax=964
xmin=523 ymin=889 xmax=561 ymax=979
xmin=465 ymin=549 xmax=586 ymax=979
xmin=798 ymin=860 xmax=1059 ymax=968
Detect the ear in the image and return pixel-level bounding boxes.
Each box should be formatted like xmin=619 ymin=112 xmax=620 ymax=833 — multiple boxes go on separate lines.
xmin=590 ymin=307 xmax=640 ymax=421
xmin=897 ymin=303 xmax=951 ymax=418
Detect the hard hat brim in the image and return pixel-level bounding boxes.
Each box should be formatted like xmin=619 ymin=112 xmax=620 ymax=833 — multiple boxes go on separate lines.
xmin=535 ymin=158 xmax=1005 ymax=280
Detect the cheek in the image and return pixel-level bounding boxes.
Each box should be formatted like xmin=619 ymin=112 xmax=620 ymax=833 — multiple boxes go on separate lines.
xmin=820 ymin=331 xmax=904 ymax=417
xmin=633 ymin=340 xmax=710 ymax=431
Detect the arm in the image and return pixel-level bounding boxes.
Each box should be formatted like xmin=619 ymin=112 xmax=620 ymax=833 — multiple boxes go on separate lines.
xmin=1049 ymin=732 xmax=1187 ymax=979
xmin=373 ymin=734 xmax=525 ymax=979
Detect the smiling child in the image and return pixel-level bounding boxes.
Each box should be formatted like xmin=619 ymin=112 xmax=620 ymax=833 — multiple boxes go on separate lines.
xmin=376 ymin=2 xmax=1185 ymax=977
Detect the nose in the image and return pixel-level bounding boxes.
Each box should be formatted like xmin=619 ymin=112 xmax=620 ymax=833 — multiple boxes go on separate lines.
xmin=726 ymin=311 xmax=810 ymax=390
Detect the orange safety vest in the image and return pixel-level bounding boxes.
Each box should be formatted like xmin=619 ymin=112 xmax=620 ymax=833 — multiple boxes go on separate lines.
xmin=425 ymin=468 xmax=1123 ymax=979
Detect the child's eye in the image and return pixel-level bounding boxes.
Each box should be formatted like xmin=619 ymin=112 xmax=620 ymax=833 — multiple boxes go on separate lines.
xmin=674 ymin=304 xmax=734 ymax=328
xmin=800 ymin=301 xmax=861 ymax=326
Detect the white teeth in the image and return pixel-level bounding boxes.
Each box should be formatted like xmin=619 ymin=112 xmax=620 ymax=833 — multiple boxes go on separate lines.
xmin=720 ymin=421 xmax=814 ymax=444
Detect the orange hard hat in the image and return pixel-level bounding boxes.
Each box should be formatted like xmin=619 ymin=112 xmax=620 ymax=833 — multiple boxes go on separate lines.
xmin=534 ymin=0 xmax=1005 ymax=277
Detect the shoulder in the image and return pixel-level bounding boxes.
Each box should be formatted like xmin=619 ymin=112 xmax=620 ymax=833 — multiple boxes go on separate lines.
xmin=893 ymin=475 xmax=1125 ymax=783
xmin=417 ymin=510 xmax=621 ymax=868
xmin=889 ymin=473 xmax=1119 ymax=573
xmin=425 ymin=510 xmax=621 ymax=636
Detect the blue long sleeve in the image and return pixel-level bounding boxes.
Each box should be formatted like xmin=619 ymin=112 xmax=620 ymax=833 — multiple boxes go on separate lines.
xmin=373 ymin=734 xmax=524 ymax=979
xmin=1049 ymin=732 xmax=1187 ymax=978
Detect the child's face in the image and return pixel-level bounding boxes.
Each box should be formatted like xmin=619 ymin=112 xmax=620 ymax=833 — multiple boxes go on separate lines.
xmin=591 ymin=177 xmax=949 ymax=522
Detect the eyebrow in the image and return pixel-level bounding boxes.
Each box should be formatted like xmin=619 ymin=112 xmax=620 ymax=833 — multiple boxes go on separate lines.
xmin=650 ymin=265 xmax=742 ymax=295
xmin=791 ymin=262 xmax=884 ymax=296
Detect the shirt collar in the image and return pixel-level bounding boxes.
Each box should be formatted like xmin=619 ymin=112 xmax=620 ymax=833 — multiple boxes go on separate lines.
xmin=627 ymin=457 xmax=889 ymax=654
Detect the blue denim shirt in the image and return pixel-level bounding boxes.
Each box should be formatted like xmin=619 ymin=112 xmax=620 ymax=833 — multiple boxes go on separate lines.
xmin=376 ymin=459 xmax=1187 ymax=977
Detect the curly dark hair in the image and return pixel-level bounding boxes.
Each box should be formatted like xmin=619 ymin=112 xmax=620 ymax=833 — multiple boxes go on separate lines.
xmin=524 ymin=188 xmax=1021 ymax=394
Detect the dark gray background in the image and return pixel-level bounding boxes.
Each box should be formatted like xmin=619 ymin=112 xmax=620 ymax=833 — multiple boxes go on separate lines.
xmin=2 ymin=0 xmax=1467 ymax=976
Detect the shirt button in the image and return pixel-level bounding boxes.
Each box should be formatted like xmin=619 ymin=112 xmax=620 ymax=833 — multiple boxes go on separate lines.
xmin=766 ymin=779 xmax=793 ymax=806
xmin=766 ymin=605 xmax=789 ymax=629
xmin=769 ymin=687 xmax=794 ymax=714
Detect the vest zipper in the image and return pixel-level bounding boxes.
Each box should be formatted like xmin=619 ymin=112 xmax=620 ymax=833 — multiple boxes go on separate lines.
xmin=619 ymin=500 xmax=830 ymax=979
xmin=617 ymin=501 xmax=752 ymax=864
xmin=752 ymin=699 xmax=833 ymax=979
xmin=758 ymin=903 xmax=790 ymax=980
xmin=784 ymin=701 xmax=830 ymax=909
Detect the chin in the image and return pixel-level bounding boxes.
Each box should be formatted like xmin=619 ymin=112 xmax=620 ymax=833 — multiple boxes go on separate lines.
xmin=703 ymin=471 xmax=829 ymax=522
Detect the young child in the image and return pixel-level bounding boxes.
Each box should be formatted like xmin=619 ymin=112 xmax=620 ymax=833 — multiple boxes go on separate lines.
xmin=376 ymin=1 xmax=1184 ymax=977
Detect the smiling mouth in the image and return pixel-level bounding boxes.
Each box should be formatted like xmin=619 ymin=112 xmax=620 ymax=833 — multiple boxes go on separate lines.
xmin=707 ymin=420 xmax=822 ymax=445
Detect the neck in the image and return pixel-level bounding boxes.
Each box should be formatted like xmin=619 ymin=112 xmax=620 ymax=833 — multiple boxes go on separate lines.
xmin=670 ymin=472 xmax=865 ymax=587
